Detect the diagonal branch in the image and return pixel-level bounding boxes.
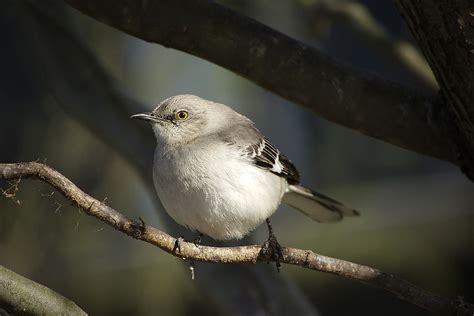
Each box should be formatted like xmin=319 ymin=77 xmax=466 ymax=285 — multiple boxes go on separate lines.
xmin=63 ymin=0 xmax=456 ymax=166
xmin=1 ymin=161 xmax=473 ymax=315
xmin=0 ymin=265 xmax=86 ymax=316
xmin=395 ymin=0 xmax=474 ymax=179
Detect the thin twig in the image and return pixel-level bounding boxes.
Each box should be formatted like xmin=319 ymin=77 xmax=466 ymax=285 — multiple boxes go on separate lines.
xmin=1 ymin=178 xmax=22 ymax=206
xmin=1 ymin=161 xmax=472 ymax=315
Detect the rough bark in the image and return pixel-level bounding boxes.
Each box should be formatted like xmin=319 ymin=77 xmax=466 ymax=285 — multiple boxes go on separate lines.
xmin=396 ymin=0 xmax=474 ymax=178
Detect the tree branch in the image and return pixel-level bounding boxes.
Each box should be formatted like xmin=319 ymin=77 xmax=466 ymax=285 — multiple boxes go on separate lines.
xmin=395 ymin=0 xmax=474 ymax=179
xmin=63 ymin=0 xmax=457 ymax=167
xmin=0 ymin=265 xmax=86 ymax=316
xmin=1 ymin=161 xmax=472 ymax=315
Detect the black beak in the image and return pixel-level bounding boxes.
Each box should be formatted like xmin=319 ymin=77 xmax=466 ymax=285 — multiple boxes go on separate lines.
xmin=130 ymin=112 xmax=165 ymax=123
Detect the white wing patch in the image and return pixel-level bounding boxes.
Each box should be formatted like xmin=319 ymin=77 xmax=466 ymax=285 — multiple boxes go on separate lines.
xmin=271 ymin=153 xmax=282 ymax=173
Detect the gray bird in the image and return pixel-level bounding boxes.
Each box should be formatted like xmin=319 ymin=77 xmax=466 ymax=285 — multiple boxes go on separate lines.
xmin=131 ymin=95 xmax=358 ymax=264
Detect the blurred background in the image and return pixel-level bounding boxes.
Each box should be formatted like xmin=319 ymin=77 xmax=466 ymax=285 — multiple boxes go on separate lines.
xmin=0 ymin=0 xmax=473 ymax=315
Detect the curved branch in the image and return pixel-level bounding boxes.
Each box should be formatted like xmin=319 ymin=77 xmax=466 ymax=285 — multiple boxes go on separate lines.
xmin=0 ymin=265 xmax=86 ymax=316
xmin=63 ymin=0 xmax=456 ymax=166
xmin=1 ymin=161 xmax=472 ymax=315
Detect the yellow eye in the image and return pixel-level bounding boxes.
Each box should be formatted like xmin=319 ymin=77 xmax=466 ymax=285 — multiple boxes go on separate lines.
xmin=176 ymin=110 xmax=189 ymax=120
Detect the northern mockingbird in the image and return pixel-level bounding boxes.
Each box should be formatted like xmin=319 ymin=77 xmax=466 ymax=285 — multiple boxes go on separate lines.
xmin=132 ymin=95 xmax=358 ymax=266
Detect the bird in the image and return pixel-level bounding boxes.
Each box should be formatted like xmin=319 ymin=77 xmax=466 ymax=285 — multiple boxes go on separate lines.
xmin=131 ymin=94 xmax=358 ymax=267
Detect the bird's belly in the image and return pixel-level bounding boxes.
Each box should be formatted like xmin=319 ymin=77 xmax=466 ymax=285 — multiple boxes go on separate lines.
xmin=153 ymin=148 xmax=286 ymax=240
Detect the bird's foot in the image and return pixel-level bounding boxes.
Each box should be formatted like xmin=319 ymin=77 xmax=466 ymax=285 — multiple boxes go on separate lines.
xmin=260 ymin=218 xmax=283 ymax=273
xmin=173 ymin=236 xmax=184 ymax=254
xmin=131 ymin=217 xmax=147 ymax=239
xmin=261 ymin=233 xmax=283 ymax=272
xmin=173 ymin=232 xmax=203 ymax=253
xmin=193 ymin=232 xmax=203 ymax=247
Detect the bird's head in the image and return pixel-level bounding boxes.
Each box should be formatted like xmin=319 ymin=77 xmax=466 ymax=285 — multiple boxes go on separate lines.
xmin=131 ymin=94 xmax=233 ymax=147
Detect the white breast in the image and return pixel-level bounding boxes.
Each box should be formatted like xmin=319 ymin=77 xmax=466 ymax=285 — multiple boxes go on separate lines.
xmin=153 ymin=141 xmax=287 ymax=240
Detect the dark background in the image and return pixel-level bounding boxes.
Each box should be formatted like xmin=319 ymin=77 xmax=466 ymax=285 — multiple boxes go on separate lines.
xmin=1 ymin=1 xmax=473 ymax=315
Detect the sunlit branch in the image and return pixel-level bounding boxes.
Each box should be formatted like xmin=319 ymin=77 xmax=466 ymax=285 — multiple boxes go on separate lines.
xmin=1 ymin=162 xmax=472 ymax=315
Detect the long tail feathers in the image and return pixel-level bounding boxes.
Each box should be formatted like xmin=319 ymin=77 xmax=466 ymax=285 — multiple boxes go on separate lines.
xmin=282 ymin=185 xmax=359 ymax=222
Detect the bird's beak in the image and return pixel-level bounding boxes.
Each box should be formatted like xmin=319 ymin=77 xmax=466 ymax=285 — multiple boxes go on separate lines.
xmin=130 ymin=112 xmax=165 ymax=123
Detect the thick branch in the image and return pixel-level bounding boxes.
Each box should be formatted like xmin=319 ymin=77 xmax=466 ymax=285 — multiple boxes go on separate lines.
xmin=1 ymin=162 xmax=472 ymax=315
xmin=0 ymin=265 xmax=86 ymax=316
xmin=395 ymin=0 xmax=474 ymax=178
xmin=63 ymin=0 xmax=456 ymax=166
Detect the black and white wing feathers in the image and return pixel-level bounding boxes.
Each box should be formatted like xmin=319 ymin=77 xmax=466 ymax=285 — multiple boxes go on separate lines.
xmin=245 ymin=137 xmax=300 ymax=184
xmin=217 ymin=121 xmax=358 ymax=222
xmin=217 ymin=122 xmax=300 ymax=184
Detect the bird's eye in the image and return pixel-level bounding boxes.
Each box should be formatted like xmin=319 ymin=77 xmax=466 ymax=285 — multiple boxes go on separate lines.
xmin=176 ymin=110 xmax=189 ymax=120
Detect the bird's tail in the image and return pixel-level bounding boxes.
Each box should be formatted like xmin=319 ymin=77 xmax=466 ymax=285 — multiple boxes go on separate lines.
xmin=282 ymin=184 xmax=359 ymax=222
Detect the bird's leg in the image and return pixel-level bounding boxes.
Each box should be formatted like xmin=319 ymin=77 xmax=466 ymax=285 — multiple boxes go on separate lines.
xmin=173 ymin=236 xmax=184 ymax=253
xmin=173 ymin=231 xmax=203 ymax=253
xmin=261 ymin=218 xmax=283 ymax=272
xmin=193 ymin=232 xmax=204 ymax=247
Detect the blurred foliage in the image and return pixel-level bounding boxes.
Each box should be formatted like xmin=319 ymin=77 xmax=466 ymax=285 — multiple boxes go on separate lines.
xmin=0 ymin=0 xmax=473 ymax=315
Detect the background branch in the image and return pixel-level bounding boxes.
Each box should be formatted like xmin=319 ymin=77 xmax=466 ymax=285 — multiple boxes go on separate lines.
xmin=1 ymin=161 xmax=473 ymax=316
xmin=0 ymin=265 xmax=86 ymax=316
xmin=307 ymin=0 xmax=437 ymax=91
xmin=63 ymin=0 xmax=457 ymax=167
xmin=395 ymin=0 xmax=474 ymax=179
